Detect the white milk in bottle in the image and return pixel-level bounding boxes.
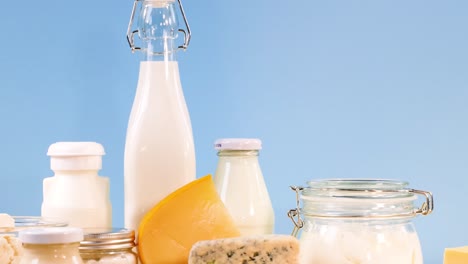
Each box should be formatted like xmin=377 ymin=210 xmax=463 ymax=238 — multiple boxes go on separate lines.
xmin=213 ymin=138 xmax=275 ymax=235
xmin=124 ymin=0 xmax=196 ymax=235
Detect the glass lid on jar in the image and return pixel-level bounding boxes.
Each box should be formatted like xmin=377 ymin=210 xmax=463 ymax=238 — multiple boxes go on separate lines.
xmin=290 ymin=179 xmax=433 ymax=219
xmin=288 ymin=179 xmax=434 ymax=237
xmin=0 ymin=216 xmax=67 ymax=234
xmin=303 ymin=179 xmax=414 ymax=199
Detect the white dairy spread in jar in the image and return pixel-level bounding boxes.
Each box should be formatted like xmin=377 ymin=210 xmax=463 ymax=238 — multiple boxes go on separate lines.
xmin=299 ymin=222 xmax=423 ymax=264
xmin=0 ymin=214 xmax=23 ymax=264
xmin=84 ymin=255 xmax=136 ymax=264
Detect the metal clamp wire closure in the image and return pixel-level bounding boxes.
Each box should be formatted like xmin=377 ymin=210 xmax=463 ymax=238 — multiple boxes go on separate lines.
xmin=287 ymin=186 xmax=304 ymax=237
xmin=126 ymin=0 xmax=192 ymax=53
xmin=287 ymin=186 xmax=434 ymax=236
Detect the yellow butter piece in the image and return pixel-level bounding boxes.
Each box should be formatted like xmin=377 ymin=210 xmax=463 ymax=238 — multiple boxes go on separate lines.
xmin=444 ymin=246 xmax=468 ymax=264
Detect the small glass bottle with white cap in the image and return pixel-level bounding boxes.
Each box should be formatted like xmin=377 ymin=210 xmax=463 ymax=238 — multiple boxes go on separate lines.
xmin=213 ymin=138 xmax=275 ymax=235
xmin=18 ymin=227 xmax=84 ymax=264
xmin=41 ymin=142 xmax=112 ymax=229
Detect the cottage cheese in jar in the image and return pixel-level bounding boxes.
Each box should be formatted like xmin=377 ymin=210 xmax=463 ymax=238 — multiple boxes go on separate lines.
xmin=0 ymin=214 xmax=22 ymax=264
xmin=299 ymin=220 xmax=423 ymax=263
xmin=288 ymin=179 xmax=433 ymax=264
xmin=1 ymin=215 xmax=68 ymax=264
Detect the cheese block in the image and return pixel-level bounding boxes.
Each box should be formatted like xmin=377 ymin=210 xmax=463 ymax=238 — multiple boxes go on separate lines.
xmin=138 ymin=175 xmax=240 ymax=263
xmin=444 ymin=246 xmax=468 ymax=264
xmin=188 ymin=234 xmax=300 ymax=264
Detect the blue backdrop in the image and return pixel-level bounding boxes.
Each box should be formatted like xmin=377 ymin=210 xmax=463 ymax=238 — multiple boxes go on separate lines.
xmin=1 ymin=0 xmax=467 ymax=263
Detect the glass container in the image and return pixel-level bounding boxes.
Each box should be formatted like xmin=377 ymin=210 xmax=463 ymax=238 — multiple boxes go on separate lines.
xmin=18 ymin=227 xmax=84 ymax=264
xmin=213 ymin=138 xmax=275 ymax=235
xmin=0 ymin=216 xmax=67 ymax=264
xmin=79 ymin=228 xmax=137 ymax=264
xmin=288 ymin=179 xmax=434 ymax=264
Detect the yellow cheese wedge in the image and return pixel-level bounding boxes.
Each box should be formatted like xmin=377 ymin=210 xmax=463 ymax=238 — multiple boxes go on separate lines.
xmin=137 ymin=175 xmax=240 ymax=264
xmin=444 ymin=246 xmax=468 ymax=264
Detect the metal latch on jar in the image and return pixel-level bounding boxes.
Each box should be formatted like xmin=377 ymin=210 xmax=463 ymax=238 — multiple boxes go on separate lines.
xmin=126 ymin=0 xmax=192 ymax=52
xmin=287 ymin=185 xmax=434 ymax=237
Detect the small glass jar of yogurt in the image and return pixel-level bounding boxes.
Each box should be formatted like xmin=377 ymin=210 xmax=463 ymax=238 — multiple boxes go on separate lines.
xmin=288 ymin=179 xmax=434 ymax=264
xmin=18 ymin=227 xmax=84 ymax=264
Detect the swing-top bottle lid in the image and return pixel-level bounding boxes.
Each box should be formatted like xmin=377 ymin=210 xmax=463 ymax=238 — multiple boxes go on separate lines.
xmin=214 ymin=138 xmax=262 ymax=151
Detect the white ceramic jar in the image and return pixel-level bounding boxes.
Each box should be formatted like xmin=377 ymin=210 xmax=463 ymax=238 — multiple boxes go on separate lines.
xmin=18 ymin=227 xmax=84 ymax=264
xmin=288 ymin=179 xmax=434 ymax=264
xmin=41 ymin=142 xmax=112 ymax=229
xmin=213 ymin=138 xmax=275 ymax=235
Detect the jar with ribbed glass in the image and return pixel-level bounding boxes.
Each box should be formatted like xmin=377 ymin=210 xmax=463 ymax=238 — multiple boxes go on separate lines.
xmin=288 ymin=179 xmax=434 ymax=264
xmin=79 ymin=228 xmax=137 ymax=264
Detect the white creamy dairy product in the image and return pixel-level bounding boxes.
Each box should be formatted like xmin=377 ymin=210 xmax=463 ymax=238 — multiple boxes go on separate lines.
xmin=42 ymin=142 xmax=112 ymax=229
xmin=124 ymin=61 xmax=196 ymax=235
xmin=213 ymin=139 xmax=275 ymax=236
xmin=42 ymin=207 xmax=108 ymax=229
xmin=0 ymin=235 xmax=22 ymax=264
xmin=299 ymin=224 xmax=423 ymax=264
xmin=85 ymin=255 xmax=136 ymax=264
xmin=0 ymin=214 xmax=22 ymax=264
xmin=0 ymin=214 xmax=15 ymax=228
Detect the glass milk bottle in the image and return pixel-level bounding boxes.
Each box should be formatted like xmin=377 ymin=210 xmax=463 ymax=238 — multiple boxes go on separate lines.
xmin=41 ymin=142 xmax=112 ymax=229
xmin=213 ymin=138 xmax=275 ymax=235
xmin=124 ymin=0 xmax=196 ymax=234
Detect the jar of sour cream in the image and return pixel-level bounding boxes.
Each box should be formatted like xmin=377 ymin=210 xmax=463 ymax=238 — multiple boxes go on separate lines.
xmin=288 ymin=179 xmax=433 ymax=264
xmin=18 ymin=227 xmax=84 ymax=264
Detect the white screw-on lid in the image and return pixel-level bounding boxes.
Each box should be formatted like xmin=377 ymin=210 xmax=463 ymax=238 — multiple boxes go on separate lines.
xmin=47 ymin=142 xmax=105 ymax=156
xmin=214 ymin=138 xmax=262 ymax=150
xmin=19 ymin=227 xmax=84 ymax=244
xmin=47 ymin=142 xmax=105 ymax=171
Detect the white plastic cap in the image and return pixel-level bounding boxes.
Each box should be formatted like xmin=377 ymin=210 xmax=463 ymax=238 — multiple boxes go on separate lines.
xmin=47 ymin=142 xmax=105 ymax=171
xmin=19 ymin=227 xmax=84 ymax=244
xmin=214 ymin=138 xmax=262 ymax=150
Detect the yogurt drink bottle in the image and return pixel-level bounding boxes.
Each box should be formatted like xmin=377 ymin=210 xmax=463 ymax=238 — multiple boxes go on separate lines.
xmin=41 ymin=142 xmax=112 ymax=229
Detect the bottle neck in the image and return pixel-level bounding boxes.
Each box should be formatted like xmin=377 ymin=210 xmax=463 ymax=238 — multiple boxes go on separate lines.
xmin=138 ymin=1 xmax=179 ymax=62
xmin=217 ymin=150 xmax=260 ymax=158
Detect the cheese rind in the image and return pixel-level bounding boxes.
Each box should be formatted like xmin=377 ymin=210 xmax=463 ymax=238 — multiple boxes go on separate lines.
xmin=188 ymin=235 xmax=300 ymax=264
xmin=137 ymin=175 xmax=240 ymax=264
xmin=444 ymin=246 xmax=468 ymax=264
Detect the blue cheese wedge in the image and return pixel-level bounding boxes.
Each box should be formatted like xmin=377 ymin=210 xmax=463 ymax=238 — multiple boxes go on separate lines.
xmin=188 ymin=234 xmax=300 ymax=264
